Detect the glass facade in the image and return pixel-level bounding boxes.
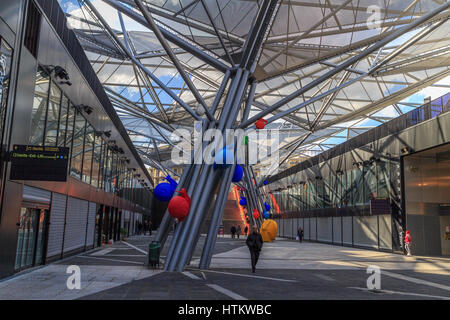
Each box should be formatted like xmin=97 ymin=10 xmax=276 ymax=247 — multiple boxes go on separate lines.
xmin=29 ymin=67 xmax=140 ymax=194
xmin=272 ymin=160 xmax=391 ymax=214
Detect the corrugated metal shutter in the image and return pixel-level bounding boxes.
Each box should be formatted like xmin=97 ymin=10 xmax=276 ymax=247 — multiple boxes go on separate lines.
xmin=23 ymin=185 xmax=51 ymax=206
xmin=46 ymin=192 xmax=66 ymax=258
xmin=63 ymin=197 xmax=88 ymax=252
xmin=85 ymin=202 xmax=97 ymax=247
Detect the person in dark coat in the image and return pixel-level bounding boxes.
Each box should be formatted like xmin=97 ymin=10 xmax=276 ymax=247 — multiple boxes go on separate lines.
xmin=297 ymin=227 xmax=304 ymax=243
xmin=244 ymin=225 xmax=249 ymax=236
xmin=246 ymin=226 xmax=263 ymax=273
xmin=230 ymin=225 xmax=236 ymax=238
xmin=236 ymin=225 xmax=242 ymax=239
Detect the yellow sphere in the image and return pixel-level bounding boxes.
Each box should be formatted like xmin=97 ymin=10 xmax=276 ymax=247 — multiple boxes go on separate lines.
xmin=260 ymin=219 xmax=277 ymax=242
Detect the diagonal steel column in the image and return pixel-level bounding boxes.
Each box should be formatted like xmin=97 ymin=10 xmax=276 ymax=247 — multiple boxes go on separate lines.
xmin=164 ymin=71 xmax=243 ymax=270
xmin=198 ymin=163 xmax=235 ymax=269
xmin=170 ymin=70 xmax=249 ymax=271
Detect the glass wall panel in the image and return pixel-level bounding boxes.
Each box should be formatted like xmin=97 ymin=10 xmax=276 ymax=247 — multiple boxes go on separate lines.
xmin=91 ymin=135 xmax=101 ymax=188
xmin=364 ymin=164 xmax=377 ymax=201
xmin=44 ymin=82 xmax=61 ymax=146
xmin=104 ymin=148 xmax=112 ymax=193
xmin=82 ymin=125 xmax=94 ymax=184
xmin=377 ymin=161 xmax=389 ymax=198
xmin=316 ymin=179 xmax=324 ymax=208
xmin=352 ymin=168 xmax=364 ymax=206
xmin=343 ymin=170 xmax=351 ymax=206
xmin=0 ymin=38 xmax=12 ymax=150
xmin=70 ymin=111 xmax=85 ymax=179
xmin=57 ymin=95 xmax=68 ymax=146
xmin=30 ymin=68 xmax=49 ymax=145
xmin=65 ymin=102 xmax=75 ymax=148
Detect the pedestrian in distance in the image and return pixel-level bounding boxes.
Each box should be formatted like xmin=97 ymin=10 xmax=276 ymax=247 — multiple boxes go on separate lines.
xmin=297 ymin=227 xmax=304 ymax=243
xmin=236 ymin=225 xmax=242 ymax=239
xmin=246 ymin=226 xmax=263 ymax=273
xmin=404 ymin=230 xmax=412 ymax=256
xmin=230 ymin=225 xmax=236 ymax=239
xmin=244 ymin=225 xmax=248 ymax=236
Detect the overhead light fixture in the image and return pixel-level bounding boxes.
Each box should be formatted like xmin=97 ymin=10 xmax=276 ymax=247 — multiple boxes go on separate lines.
xmin=82 ymin=105 xmax=93 ymax=115
xmin=46 ymin=65 xmax=72 ymax=85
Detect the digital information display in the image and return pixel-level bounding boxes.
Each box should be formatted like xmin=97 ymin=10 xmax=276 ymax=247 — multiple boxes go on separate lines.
xmin=10 ymin=145 xmax=69 ymax=181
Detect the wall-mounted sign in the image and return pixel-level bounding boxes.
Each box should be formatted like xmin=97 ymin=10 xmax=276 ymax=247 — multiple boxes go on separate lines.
xmin=370 ymin=198 xmax=391 ymax=215
xmin=10 ymin=145 xmax=69 ymax=181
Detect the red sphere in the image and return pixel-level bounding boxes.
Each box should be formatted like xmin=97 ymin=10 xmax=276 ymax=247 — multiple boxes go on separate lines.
xmin=168 ymin=188 xmax=191 ymax=221
xmin=255 ymin=118 xmax=268 ymax=129
xmin=253 ymin=209 xmax=260 ymax=219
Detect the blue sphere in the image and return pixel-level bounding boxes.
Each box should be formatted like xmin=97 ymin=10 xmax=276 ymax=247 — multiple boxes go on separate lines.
xmin=264 ymin=202 xmax=271 ymax=211
xmin=239 ymin=197 xmax=247 ymax=206
xmin=214 ymin=148 xmax=233 ymax=169
xmin=232 ymin=164 xmax=243 ymax=182
xmin=154 ymin=183 xmax=174 ymax=202
xmin=263 ymin=210 xmax=269 ymax=219
xmin=263 ymin=180 xmax=268 ymax=185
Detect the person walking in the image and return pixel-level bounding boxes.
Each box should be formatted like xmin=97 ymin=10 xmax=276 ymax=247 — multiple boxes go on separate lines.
xmin=404 ymin=230 xmax=412 ymax=256
xmin=230 ymin=225 xmax=236 ymax=239
xmin=297 ymin=227 xmax=304 ymax=243
xmin=244 ymin=225 xmax=248 ymax=236
xmin=246 ymin=226 xmax=263 ymax=273
xmin=236 ymin=225 xmax=242 ymax=239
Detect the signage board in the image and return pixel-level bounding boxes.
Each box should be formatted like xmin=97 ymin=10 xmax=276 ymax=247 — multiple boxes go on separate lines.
xmin=10 ymin=145 xmax=69 ymax=181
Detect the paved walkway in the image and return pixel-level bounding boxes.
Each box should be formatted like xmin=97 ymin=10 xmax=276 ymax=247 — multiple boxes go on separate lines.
xmin=0 ymin=235 xmax=449 ymax=300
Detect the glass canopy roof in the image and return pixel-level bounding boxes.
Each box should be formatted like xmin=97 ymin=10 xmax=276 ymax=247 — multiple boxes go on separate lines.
xmin=58 ymin=0 xmax=450 ymax=182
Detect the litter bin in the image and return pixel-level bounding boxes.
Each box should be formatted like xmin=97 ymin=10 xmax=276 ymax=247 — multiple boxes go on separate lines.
xmin=148 ymin=241 xmax=161 ymax=268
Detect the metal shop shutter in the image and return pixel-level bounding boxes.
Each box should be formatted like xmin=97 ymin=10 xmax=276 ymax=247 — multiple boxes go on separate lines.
xmin=22 ymin=185 xmax=51 ymax=207
xmin=85 ymin=202 xmax=97 ymax=247
xmin=46 ymin=192 xmax=67 ymax=258
xmin=63 ymin=197 xmax=88 ymax=253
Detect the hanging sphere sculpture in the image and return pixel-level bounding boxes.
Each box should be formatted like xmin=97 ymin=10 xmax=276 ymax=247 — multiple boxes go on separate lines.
xmin=264 ymin=202 xmax=271 ymax=211
xmin=168 ymin=188 xmax=191 ymax=221
xmin=263 ymin=210 xmax=270 ymax=219
xmin=213 ymin=147 xmax=233 ymax=169
xmin=260 ymin=219 xmax=277 ymax=242
xmin=255 ymin=118 xmax=268 ymax=129
xmin=239 ymin=197 xmax=247 ymax=206
xmin=263 ymin=180 xmax=268 ymax=185
xmin=253 ymin=209 xmax=260 ymax=219
xmin=154 ymin=175 xmax=178 ymax=202
xmin=232 ymin=164 xmax=243 ymax=182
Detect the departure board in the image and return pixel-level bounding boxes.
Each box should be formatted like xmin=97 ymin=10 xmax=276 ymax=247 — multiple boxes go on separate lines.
xmin=10 ymin=145 xmax=69 ymax=181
